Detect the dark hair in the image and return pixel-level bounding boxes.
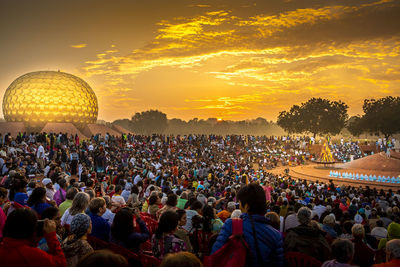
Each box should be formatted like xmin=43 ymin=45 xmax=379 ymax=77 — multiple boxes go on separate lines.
xmin=0 ymin=187 xmax=8 ymax=199
xmin=41 ymin=207 xmax=59 ymax=220
xmin=111 ymin=208 xmax=134 ymax=242
xmin=149 ymin=195 xmax=159 ymax=205
xmin=376 ymin=219 xmax=384 ymax=227
xmin=115 ymin=185 xmax=122 ymax=193
xmin=58 ymin=178 xmax=67 ymax=189
xmin=86 ymin=179 xmax=94 ymax=188
xmin=175 ymin=208 xmax=186 ymax=221
xmin=77 ymin=250 xmax=128 ymax=267
xmin=166 ymin=194 xmax=178 ymax=207
xmin=3 ymin=208 xmax=37 ymax=239
xmin=27 ymin=187 xmax=46 ymax=206
xmin=66 ymin=187 xmax=79 ymax=200
xmin=237 ymin=183 xmax=266 ymax=215
xmin=202 ymin=205 xmax=214 ymax=232
xmin=190 ymin=200 xmax=203 ymax=211
xmin=155 ymin=211 xmax=179 ymax=239
xmin=130 ymin=185 xmax=139 ymax=195
xmin=332 ymin=239 xmax=354 ymax=263
xmin=89 ymin=197 xmax=106 ymax=214
xmin=343 ymin=220 xmax=354 ymax=234
xmin=9 ymin=178 xmax=27 ymax=201
xmin=160 ymin=251 xmax=202 ymax=267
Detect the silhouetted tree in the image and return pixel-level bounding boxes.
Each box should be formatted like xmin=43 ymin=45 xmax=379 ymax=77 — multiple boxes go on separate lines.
xmin=355 ymin=96 xmax=400 ymax=139
xmin=346 ymin=116 xmax=364 ymax=137
xmin=277 ymin=98 xmax=348 ymax=137
xmin=131 ymin=110 xmax=168 ymax=135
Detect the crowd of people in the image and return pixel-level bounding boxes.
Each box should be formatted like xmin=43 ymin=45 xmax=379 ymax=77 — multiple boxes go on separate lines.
xmin=0 ymin=132 xmax=399 ymax=267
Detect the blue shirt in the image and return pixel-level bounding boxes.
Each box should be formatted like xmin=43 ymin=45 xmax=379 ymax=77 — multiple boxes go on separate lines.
xmin=89 ymin=213 xmax=110 ymax=242
xmin=14 ymin=192 xmax=28 ymax=206
xmin=31 ymin=202 xmax=52 ymax=216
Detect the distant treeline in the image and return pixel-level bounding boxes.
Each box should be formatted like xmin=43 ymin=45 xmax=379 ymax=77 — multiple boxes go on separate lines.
xmin=112 ymin=110 xmax=285 ymax=136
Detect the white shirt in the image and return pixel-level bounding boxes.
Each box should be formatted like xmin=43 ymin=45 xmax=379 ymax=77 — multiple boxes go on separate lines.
xmin=371 ymin=227 xmax=388 ymax=239
xmin=37 ymin=145 xmax=45 ymax=159
xmin=61 ymin=209 xmax=78 ymax=226
xmin=102 ymin=209 xmax=115 ymax=226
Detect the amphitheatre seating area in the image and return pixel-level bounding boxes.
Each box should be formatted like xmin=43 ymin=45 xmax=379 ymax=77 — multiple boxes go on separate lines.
xmin=329 ymin=171 xmax=400 ymax=184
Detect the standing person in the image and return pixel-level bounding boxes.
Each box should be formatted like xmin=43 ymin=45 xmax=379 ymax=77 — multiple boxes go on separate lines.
xmin=70 ymin=149 xmax=79 ymax=176
xmin=212 ymin=183 xmax=284 ymax=266
xmin=0 ymin=208 xmax=67 ymax=267
xmin=37 ymin=142 xmax=46 ymax=170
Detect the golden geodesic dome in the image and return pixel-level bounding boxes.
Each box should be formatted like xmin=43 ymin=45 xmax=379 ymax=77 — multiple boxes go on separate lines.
xmin=2 ymin=71 xmax=98 ymax=124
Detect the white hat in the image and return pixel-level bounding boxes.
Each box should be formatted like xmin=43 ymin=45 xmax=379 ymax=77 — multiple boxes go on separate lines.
xmin=42 ymin=178 xmax=52 ymax=186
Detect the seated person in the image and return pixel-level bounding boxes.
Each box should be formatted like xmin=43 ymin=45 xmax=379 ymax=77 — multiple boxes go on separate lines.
xmin=0 ymin=208 xmax=66 ymax=267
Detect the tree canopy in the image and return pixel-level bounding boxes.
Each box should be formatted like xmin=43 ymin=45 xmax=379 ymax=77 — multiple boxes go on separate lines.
xmin=130 ymin=109 xmax=168 ymax=135
xmin=277 ymin=98 xmax=348 ymax=137
xmin=347 ymin=96 xmax=400 ymax=139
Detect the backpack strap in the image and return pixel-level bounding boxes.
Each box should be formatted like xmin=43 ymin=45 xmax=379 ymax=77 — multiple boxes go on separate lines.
xmin=249 ymin=215 xmax=264 ymax=267
xmin=232 ymin=218 xmax=243 ymax=235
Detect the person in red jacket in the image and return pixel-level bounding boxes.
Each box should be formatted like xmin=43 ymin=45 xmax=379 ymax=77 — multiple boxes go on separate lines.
xmin=0 ymin=208 xmax=66 ymax=267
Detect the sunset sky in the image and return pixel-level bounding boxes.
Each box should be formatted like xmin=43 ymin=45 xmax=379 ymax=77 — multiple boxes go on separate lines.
xmin=0 ymin=0 xmax=399 ymax=122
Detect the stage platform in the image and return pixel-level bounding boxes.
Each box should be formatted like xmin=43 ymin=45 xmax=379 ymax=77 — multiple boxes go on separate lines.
xmin=270 ymin=152 xmax=400 ymax=191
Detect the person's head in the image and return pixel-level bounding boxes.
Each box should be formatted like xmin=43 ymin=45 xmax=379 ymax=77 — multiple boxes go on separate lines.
xmin=42 ymin=178 xmax=53 ymax=189
xmin=10 ymin=178 xmax=27 ymax=200
xmin=297 ymin=207 xmax=312 ymax=225
xmin=190 ymin=200 xmax=203 ymax=212
xmin=227 ymin=202 xmax=236 ymax=213
xmin=176 ymin=209 xmax=187 ymax=227
xmin=386 ymin=239 xmax=400 ymax=262
xmin=103 ymin=195 xmax=112 ymax=208
xmin=85 ymin=188 xmax=95 ymax=200
xmin=130 ymin=185 xmax=139 ymax=195
xmin=166 ymin=193 xmax=178 ymax=207
xmin=42 ymin=207 xmax=61 ymax=228
xmin=27 ymin=187 xmax=46 ymax=206
xmin=160 ymin=252 xmax=203 ymax=267
xmin=149 ymin=195 xmax=159 ymax=206
xmin=70 ymin=192 xmax=90 ymax=216
xmin=3 ymin=208 xmax=37 ymax=240
xmin=237 ymin=183 xmax=266 ymax=215
xmin=70 ymin=213 xmax=92 ymax=239
xmin=323 ymin=214 xmax=336 ymax=227
xmin=331 ymin=239 xmax=354 ymax=263
xmin=115 ymin=185 xmax=122 ymax=194
xmin=342 ymin=220 xmax=354 ymax=234
xmin=58 ymin=178 xmax=67 ymax=189
xmin=77 ymin=250 xmax=128 ymax=267
xmin=155 ymin=211 xmax=179 ymax=239
xmin=89 ymin=197 xmax=106 ymax=216
xmin=265 ymin=212 xmax=280 ymax=231
xmin=376 ymin=219 xmax=384 ymax=228
xmin=66 ymin=187 xmax=79 ymax=200
xmin=231 ymin=209 xmax=242 ymax=219
xmin=351 ymin=224 xmax=365 ymax=239
xmin=111 ymin=208 xmax=134 ymax=241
